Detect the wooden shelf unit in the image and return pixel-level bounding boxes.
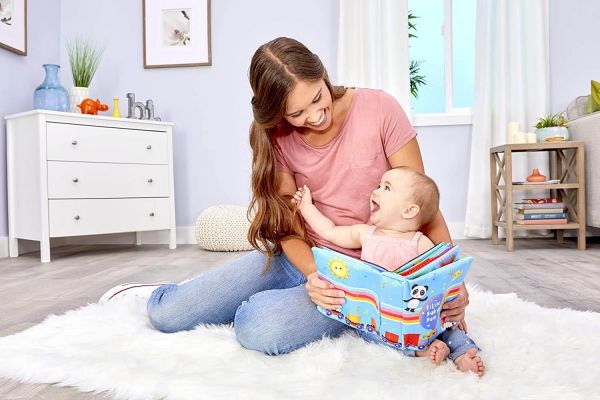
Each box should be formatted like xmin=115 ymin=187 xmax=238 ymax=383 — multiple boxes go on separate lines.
xmin=490 ymin=141 xmax=586 ymax=251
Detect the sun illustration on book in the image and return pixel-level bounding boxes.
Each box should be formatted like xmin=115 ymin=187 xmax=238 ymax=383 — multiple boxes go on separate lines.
xmin=329 ymin=259 xmax=350 ymax=279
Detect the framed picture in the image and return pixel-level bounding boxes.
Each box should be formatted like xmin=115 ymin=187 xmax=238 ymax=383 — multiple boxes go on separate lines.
xmin=143 ymin=0 xmax=211 ymax=68
xmin=0 ymin=0 xmax=27 ymax=56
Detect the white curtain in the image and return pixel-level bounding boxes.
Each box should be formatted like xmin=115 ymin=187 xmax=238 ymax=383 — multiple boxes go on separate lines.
xmin=337 ymin=0 xmax=410 ymax=114
xmin=464 ymin=0 xmax=550 ymax=238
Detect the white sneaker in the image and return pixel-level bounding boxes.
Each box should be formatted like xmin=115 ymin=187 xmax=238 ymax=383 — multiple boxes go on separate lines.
xmin=98 ymin=282 xmax=171 ymax=303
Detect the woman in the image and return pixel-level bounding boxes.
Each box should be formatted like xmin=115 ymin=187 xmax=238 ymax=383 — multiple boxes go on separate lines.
xmin=100 ymin=37 xmax=469 ymax=355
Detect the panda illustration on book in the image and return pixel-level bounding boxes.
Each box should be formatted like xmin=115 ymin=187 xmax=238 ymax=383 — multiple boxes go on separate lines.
xmin=404 ymin=284 xmax=429 ymax=312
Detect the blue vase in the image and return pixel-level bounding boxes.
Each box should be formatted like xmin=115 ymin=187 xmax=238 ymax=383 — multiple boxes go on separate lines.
xmin=33 ymin=64 xmax=70 ymax=112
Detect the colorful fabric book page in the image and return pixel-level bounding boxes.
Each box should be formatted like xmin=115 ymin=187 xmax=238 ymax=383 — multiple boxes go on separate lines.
xmin=314 ymin=248 xmax=384 ymax=335
xmin=313 ymin=246 xmax=473 ymax=351
xmin=379 ymin=257 xmax=472 ymax=350
xmin=398 ymin=243 xmax=457 ymax=279
xmin=392 ymin=242 xmax=448 ymax=274
xmin=406 ymin=244 xmax=460 ymax=279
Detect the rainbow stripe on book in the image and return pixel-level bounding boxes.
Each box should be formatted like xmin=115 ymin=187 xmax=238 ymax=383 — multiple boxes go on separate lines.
xmin=313 ymin=245 xmax=472 ymax=351
xmin=380 ymin=284 xmax=461 ymax=325
xmin=319 ymin=276 xmax=380 ymax=312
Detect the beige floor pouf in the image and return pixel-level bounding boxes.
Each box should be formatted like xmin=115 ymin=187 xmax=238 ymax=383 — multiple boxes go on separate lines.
xmin=195 ymin=205 xmax=254 ymax=251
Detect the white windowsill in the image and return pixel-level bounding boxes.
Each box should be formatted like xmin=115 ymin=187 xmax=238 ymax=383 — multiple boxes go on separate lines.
xmin=412 ymin=111 xmax=473 ymax=127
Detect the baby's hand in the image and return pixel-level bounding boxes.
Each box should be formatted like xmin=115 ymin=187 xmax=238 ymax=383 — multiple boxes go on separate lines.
xmin=292 ymin=185 xmax=313 ymax=210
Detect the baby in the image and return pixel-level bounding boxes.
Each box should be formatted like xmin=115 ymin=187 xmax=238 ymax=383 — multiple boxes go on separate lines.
xmin=295 ymin=166 xmax=484 ymax=376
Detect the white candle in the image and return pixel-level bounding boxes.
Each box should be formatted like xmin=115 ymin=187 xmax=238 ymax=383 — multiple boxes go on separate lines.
xmin=514 ymin=132 xmax=527 ymax=144
xmin=526 ymin=132 xmax=537 ymax=144
xmin=507 ymin=122 xmax=519 ymax=144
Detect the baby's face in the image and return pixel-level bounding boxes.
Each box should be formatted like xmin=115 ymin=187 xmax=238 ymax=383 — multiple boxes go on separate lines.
xmin=369 ymin=169 xmax=414 ymax=228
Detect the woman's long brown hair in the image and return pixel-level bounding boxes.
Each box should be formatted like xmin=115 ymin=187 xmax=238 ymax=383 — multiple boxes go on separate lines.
xmin=247 ymin=37 xmax=346 ymax=270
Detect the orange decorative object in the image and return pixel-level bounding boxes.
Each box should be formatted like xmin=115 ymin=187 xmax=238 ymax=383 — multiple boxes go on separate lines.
xmin=527 ymin=168 xmax=547 ymax=182
xmin=77 ymin=98 xmax=109 ymax=115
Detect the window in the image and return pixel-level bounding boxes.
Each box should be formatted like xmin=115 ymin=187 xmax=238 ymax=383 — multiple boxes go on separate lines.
xmin=408 ymin=0 xmax=476 ymax=125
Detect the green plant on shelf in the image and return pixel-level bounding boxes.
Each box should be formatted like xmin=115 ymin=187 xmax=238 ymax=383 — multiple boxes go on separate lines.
xmin=67 ymin=38 xmax=104 ymax=88
xmin=534 ymin=112 xmax=567 ymax=129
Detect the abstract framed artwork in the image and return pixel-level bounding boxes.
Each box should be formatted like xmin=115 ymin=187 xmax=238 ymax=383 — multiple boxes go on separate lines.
xmin=0 ymin=0 xmax=27 ymax=56
xmin=143 ymin=0 xmax=211 ymax=68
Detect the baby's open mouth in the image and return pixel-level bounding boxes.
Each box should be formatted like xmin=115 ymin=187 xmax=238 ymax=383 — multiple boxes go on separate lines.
xmin=371 ymin=199 xmax=380 ymax=213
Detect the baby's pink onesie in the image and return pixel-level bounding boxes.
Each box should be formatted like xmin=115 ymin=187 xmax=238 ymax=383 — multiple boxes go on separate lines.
xmin=360 ymin=225 xmax=423 ymax=271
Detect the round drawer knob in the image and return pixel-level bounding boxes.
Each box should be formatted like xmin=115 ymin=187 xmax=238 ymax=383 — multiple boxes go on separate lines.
xmin=71 ymin=140 xmax=78 ymax=145
xmin=73 ymin=177 xmax=79 ymax=183
xmin=146 ymin=145 xmax=152 ymax=150
xmin=149 ymin=212 xmax=155 ymax=217
xmin=74 ymin=215 xmax=80 ymax=220
xmin=147 ymin=178 xmax=153 ymax=183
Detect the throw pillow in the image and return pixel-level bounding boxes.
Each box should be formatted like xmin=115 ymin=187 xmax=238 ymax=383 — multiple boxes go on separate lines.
xmin=587 ymin=80 xmax=600 ymax=113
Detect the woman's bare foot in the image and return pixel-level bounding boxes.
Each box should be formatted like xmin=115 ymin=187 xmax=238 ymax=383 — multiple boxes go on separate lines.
xmin=454 ymin=348 xmax=485 ymax=376
xmin=415 ymin=339 xmax=449 ymax=365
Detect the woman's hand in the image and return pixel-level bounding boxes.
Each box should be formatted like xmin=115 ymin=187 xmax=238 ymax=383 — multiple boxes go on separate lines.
xmin=305 ymin=271 xmax=346 ymax=310
xmin=440 ymin=283 xmax=470 ymax=332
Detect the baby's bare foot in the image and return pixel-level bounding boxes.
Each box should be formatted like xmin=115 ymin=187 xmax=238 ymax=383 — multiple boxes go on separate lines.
xmin=428 ymin=340 xmax=449 ymax=365
xmin=454 ymin=348 xmax=485 ymax=376
xmin=415 ymin=339 xmax=449 ymax=365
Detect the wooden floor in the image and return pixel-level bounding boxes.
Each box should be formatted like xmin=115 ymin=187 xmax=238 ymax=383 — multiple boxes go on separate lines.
xmin=1 ymin=237 xmax=599 ymax=399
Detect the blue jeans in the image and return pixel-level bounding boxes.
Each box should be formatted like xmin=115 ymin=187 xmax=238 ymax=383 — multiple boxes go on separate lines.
xmin=146 ymin=250 xmax=350 ymax=355
xmin=437 ymin=328 xmax=480 ymax=361
xmin=146 ymin=250 xmax=479 ymax=358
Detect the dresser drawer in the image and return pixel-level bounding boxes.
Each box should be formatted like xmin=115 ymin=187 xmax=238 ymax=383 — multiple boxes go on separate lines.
xmin=46 ymin=123 xmax=168 ymax=164
xmin=49 ymin=198 xmax=171 ymax=237
xmin=47 ymin=162 xmax=170 ymax=199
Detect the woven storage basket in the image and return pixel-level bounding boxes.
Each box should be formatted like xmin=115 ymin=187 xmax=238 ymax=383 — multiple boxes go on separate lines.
xmin=195 ymin=205 xmax=253 ymax=251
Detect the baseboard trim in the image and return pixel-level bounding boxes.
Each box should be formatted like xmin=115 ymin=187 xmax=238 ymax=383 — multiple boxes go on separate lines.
xmin=62 ymin=227 xmax=197 ymax=246
xmin=0 ymin=237 xmax=70 ymax=258
xmin=0 ymin=222 xmax=467 ymax=257
xmin=4 ymin=221 xmax=592 ymax=258
xmin=0 ymin=237 xmax=7 ymax=259
xmin=0 ymin=228 xmax=197 ymax=258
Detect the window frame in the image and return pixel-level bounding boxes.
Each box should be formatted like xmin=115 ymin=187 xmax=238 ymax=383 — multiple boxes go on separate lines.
xmin=410 ymin=0 xmax=473 ymax=127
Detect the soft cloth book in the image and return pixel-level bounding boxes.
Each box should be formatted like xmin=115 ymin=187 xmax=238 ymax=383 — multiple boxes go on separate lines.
xmin=313 ymin=245 xmax=472 ymax=351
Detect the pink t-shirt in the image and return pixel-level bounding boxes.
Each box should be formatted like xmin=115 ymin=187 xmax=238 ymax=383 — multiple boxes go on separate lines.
xmin=273 ymin=88 xmax=416 ymax=258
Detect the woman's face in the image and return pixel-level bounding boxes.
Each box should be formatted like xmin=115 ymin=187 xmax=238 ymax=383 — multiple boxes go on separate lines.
xmin=284 ymin=79 xmax=333 ymax=131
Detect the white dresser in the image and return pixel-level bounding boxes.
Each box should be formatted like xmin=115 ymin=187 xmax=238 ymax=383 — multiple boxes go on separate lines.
xmin=5 ymin=110 xmax=177 ymax=262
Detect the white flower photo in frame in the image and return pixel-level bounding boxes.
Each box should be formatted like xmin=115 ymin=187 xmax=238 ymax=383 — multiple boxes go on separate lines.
xmin=0 ymin=0 xmax=27 ymax=56
xmin=143 ymin=0 xmax=211 ymax=68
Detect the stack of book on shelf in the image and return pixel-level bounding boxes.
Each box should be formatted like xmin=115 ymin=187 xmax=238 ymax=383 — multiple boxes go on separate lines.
xmin=513 ymin=198 xmax=567 ymax=225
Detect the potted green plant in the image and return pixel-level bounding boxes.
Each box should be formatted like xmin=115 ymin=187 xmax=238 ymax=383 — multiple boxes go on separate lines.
xmin=67 ymin=38 xmax=104 ymax=113
xmin=408 ymin=11 xmax=426 ymax=99
xmin=534 ymin=112 xmax=570 ymax=142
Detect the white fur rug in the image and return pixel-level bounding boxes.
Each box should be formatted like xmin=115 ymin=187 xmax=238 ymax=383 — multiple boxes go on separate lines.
xmin=0 ymin=286 xmax=598 ymax=400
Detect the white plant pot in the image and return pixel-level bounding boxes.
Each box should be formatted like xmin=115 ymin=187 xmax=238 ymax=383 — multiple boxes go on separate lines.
xmin=69 ymin=86 xmax=90 ymax=113
xmin=535 ymin=126 xmax=570 ymax=142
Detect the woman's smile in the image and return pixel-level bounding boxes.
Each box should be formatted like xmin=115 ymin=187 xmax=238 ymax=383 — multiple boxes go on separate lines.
xmin=306 ymin=109 xmax=326 ymax=127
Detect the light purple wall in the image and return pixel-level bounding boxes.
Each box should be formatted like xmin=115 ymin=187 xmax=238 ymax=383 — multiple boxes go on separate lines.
xmin=0 ymin=0 xmax=62 ymax=236
xmin=416 ymin=125 xmax=472 ymax=223
xmin=549 ymin=0 xmax=600 ymax=112
xmin=0 ymin=1 xmax=595 ymax=238
xmin=58 ymin=0 xmax=340 ymax=228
